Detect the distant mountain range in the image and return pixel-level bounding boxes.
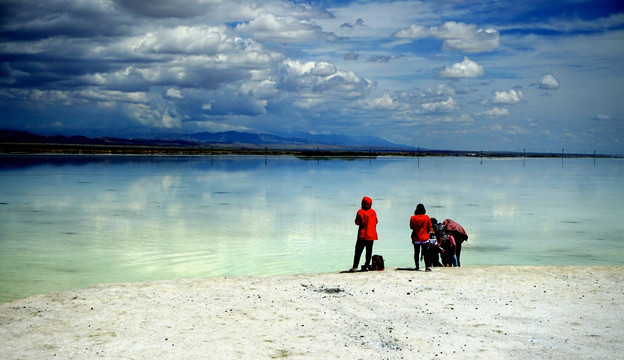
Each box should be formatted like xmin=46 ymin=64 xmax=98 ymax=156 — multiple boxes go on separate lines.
xmin=1 ymin=129 xmax=614 ymax=158
xmin=0 ymin=129 xmax=415 ymax=150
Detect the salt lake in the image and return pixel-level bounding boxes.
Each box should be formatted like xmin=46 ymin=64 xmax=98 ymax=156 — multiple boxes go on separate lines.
xmin=0 ymin=155 xmax=622 ymax=302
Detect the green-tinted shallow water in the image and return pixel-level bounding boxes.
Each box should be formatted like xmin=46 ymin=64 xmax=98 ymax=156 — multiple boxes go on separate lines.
xmin=1 ymin=155 xmax=622 ymax=302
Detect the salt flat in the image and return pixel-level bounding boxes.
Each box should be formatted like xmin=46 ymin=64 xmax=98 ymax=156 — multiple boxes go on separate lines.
xmin=1 ymin=266 xmax=622 ymax=359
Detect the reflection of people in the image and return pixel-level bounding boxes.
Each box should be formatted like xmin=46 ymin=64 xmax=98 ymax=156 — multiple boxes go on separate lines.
xmin=410 ymin=204 xmax=433 ymax=271
xmin=349 ymin=196 xmax=378 ymax=272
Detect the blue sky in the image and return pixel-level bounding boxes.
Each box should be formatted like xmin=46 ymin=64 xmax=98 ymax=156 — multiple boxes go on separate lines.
xmin=1 ymin=0 xmax=623 ymax=153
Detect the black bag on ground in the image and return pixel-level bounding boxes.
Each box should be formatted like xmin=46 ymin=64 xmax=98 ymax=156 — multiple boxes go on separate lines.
xmin=371 ymin=254 xmax=385 ymax=271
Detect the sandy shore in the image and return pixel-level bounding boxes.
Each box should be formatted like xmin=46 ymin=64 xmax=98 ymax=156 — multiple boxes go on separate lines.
xmin=1 ymin=266 xmax=622 ymax=359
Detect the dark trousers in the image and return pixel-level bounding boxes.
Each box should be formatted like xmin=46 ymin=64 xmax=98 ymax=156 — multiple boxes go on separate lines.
xmin=456 ymin=240 xmax=463 ymax=267
xmin=413 ymin=243 xmax=434 ymax=269
xmin=450 ymin=231 xmax=466 ymax=267
xmin=353 ymin=239 xmax=374 ymax=269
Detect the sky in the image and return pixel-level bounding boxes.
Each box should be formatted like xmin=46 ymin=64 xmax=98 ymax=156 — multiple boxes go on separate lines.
xmin=1 ymin=0 xmax=623 ymax=154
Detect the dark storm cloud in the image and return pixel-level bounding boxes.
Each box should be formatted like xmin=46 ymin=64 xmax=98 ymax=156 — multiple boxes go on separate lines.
xmin=113 ymin=0 xmax=209 ymax=18
xmin=0 ymin=0 xmax=132 ymax=41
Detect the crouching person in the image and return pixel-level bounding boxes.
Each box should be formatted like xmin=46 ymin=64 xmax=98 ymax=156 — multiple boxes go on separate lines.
xmin=440 ymin=234 xmax=457 ymax=267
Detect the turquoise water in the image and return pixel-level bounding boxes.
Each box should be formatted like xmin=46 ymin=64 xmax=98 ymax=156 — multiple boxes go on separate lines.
xmin=0 ymin=155 xmax=622 ymax=302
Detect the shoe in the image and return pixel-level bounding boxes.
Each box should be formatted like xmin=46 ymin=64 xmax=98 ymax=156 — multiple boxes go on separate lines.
xmin=425 ymin=268 xmax=432 ymax=272
xmin=415 ymin=267 xmax=420 ymax=271
xmin=347 ymin=267 xmax=357 ymax=273
xmin=360 ymin=265 xmax=369 ymax=272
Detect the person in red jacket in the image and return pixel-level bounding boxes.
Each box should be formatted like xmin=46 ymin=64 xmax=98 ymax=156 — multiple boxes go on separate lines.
xmin=348 ymin=196 xmax=378 ymax=272
xmin=410 ymin=203 xmax=433 ymax=271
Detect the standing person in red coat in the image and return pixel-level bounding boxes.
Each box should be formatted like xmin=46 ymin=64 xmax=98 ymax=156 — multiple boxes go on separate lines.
xmin=410 ymin=203 xmax=433 ymax=271
xmin=348 ymin=196 xmax=378 ymax=272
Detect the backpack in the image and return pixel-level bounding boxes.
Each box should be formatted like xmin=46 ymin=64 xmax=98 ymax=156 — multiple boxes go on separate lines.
xmin=440 ymin=235 xmax=453 ymax=252
xmin=371 ymin=254 xmax=385 ymax=271
xmin=433 ymin=222 xmax=446 ymax=239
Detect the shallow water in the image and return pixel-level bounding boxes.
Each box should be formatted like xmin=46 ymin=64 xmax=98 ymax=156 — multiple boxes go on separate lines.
xmin=0 ymin=155 xmax=622 ymax=302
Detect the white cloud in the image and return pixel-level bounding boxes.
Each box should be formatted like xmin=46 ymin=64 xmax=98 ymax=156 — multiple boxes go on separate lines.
xmin=361 ymin=85 xmax=459 ymax=115
xmin=431 ymin=21 xmax=479 ymax=38
xmin=394 ymin=21 xmax=500 ymax=52
xmin=493 ymin=89 xmax=523 ymax=104
xmin=438 ymin=57 xmax=484 ymax=79
xmin=538 ymin=74 xmax=560 ymax=89
xmin=236 ymin=14 xmax=330 ymax=43
xmin=25 ymin=89 xmax=73 ymax=105
xmin=421 ymin=97 xmax=457 ymax=113
xmin=480 ymin=107 xmax=510 ymax=116
xmin=77 ymin=89 xmax=149 ymax=104
xmin=279 ymin=58 xmax=373 ymax=100
xmin=162 ymin=111 xmax=181 ymax=128
xmin=135 ymin=26 xmax=226 ymax=55
xmin=166 ymin=88 xmax=183 ymax=99
xmin=458 ymin=113 xmax=475 ymax=123
xmin=364 ymin=94 xmax=398 ymax=110
xmin=310 ymin=62 xmax=337 ymax=76
xmin=86 ymin=26 xmax=284 ymax=93
xmin=443 ymin=28 xmax=500 ymax=53
xmin=393 ymin=24 xmax=429 ymax=39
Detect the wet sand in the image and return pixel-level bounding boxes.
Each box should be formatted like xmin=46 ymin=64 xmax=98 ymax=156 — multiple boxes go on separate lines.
xmin=1 ymin=266 xmax=622 ymax=359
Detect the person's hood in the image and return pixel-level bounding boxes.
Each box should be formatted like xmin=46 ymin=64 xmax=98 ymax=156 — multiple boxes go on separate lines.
xmin=361 ymin=196 xmax=372 ymax=210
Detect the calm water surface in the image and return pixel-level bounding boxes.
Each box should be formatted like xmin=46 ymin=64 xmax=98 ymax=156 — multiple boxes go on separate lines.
xmin=1 ymin=155 xmax=622 ymax=302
